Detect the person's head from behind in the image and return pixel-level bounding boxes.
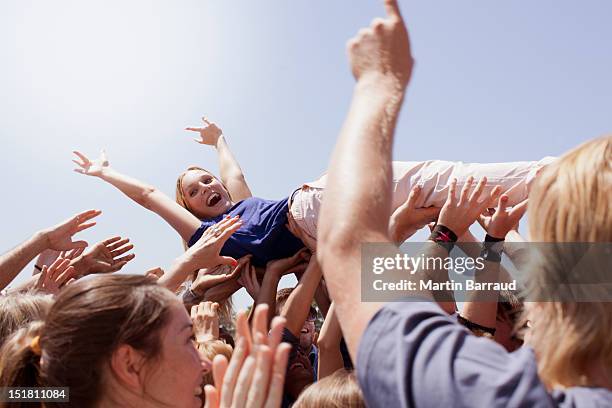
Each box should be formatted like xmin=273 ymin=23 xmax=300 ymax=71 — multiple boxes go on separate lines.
xmin=196 ymin=339 xmax=233 ymax=386
xmin=176 ymin=166 xmax=233 ymax=219
xmin=0 ymin=275 xmax=207 ymax=408
xmin=526 ymin=135 xmax=612 ymax=388
xmin=493 ymin=290 xmax=523 ymax=352
xmin=293 ymin=369 xmax=365 ymax=408
xmin=0 ymin=293 xmax=53 ymax=347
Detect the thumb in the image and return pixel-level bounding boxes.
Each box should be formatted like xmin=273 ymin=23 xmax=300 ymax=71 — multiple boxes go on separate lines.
xmin=384 ymin=0 xmax=403 ymax=21
xmin=217 ymin=256 xmax=238 ymax=268
xmin=69 ymin=240 xmax=89 ymax=250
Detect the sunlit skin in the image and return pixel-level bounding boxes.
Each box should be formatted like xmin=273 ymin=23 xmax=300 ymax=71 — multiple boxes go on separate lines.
xmin=138 ymin=300 xmax=211 ymax=408
xmin=181 ymin=169 xmax=234 ymax=219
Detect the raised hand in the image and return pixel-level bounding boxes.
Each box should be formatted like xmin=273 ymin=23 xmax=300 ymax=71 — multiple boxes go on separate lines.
xmin=389 ymin=185 xmax=442 ymax=242
xmin=347 ymin=0 xmax=413 ymax=89
xmin=437 ymin=177 xmax=502 ymax=238
xmin=204 ymin=305 xmax=291 ymax=408
xmin=192 ymin=255 xmax=251 ymax=297
xmin=266 ymin=248 xmax=310 ymax=278
xmin=73 ymin=236 xmax=135 ymax=277
xmin=72 ymin=150 xmax=110 ymax=177
xmin=41 ymin=209 xmax=101 ymax=250
xmin=191 ymin=301 xmax=221 ymax=343
xmin=35 ymin=257 xmax=77 ymax=295
xmin=145 ymin=267 xmax=165 ymax=281
xmin=237 ymin=263 xmax=260 ymax=301
xmin=478 ymin=196 xmax=528 ymax=239
xmin=186 ymin=117 xmax=223 ymax=146
xmin=180 ymin=215 xmax=243 ymax=270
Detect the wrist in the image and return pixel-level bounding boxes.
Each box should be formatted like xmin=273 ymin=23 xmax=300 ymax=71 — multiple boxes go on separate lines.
xmin=355 ymin=73 xmax=408 ymax=98
xmin=70 ymin=255 xmax=88 ymax=277
xmin=32 ymin=230 xmax=51 ymax=252
xmin=214 ymin=135 xmax=225 ymax=149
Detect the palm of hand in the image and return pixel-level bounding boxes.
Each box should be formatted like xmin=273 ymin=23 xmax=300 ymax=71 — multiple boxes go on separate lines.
xmin=197 ymin=124 xmax=222 ymax=145
xmin=84 ymin=244 xmax=114 ymax=273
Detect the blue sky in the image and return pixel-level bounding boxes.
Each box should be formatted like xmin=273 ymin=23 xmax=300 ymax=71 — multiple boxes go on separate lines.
xmin=1 ymin=0 xmax=611 ymax=309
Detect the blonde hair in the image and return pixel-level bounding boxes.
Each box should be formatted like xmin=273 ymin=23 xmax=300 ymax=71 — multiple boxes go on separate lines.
xmin=175 ymin=166 xmax=232 ymax=219
xmin=175 ymin=166 xmax=235 ymax=324
xmin=526 ymin=135 xmax=612 ymax=388
xmin=293 ymin=369 xmax=365 ymax=408
xmin=196 ymin=340 xmax=233 ymax=385
xmin=0 ymin=293 xmax=53 ymax=347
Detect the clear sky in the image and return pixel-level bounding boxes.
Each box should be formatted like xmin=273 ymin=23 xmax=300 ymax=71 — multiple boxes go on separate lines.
xmin=1 ymin=0 xmax=611 ymax=310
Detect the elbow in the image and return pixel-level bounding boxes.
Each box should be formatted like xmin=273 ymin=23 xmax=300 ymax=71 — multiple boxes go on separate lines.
xmin=137 ymin=186 xmax=157 ymax=209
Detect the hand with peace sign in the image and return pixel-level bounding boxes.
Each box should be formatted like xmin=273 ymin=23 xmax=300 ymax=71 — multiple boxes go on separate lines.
xmin=186 ymin=117 xmax=223 ymax=147
xmin=347 ymin=0 xmax=413 ymax=90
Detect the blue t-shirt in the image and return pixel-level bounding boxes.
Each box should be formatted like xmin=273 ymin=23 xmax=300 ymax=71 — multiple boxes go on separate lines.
xmin=188 ymin=197 xmax=304 ymax=267
xmin=357 ymin=300 xmax=612 ymax=408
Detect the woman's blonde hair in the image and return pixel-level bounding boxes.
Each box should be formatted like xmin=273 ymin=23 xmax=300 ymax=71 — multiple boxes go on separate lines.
xmin=293 ymin=369 xmax=365 ymax=408
xmin=196 ymin=340 xmax=233 ymax=386
xmin=175 ymin=166 xmax=235 ymax=324
xmin=526 ymin=135 xmax=612 ymax=388
xmin=175 ymin=166 xmax=232 ymax=219
xmin=0 ymin=293 xmax=53 ymax=347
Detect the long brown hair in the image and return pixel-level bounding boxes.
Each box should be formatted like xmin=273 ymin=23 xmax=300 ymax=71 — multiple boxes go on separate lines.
xmin=0 ymin=275 xmax=176 ymax=408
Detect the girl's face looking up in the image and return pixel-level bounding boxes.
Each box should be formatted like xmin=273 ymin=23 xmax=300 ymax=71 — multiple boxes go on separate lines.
xmin=181 ymin=170 xmax=232 ymax=219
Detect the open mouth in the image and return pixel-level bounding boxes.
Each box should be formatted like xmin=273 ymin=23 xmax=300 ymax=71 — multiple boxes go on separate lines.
xmin=207 ymin=192 xmax=221 ymax=207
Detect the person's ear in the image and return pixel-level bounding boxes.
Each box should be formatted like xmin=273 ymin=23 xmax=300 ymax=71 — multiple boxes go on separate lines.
xmin=110 ymin=344 xmax=147 ymax=389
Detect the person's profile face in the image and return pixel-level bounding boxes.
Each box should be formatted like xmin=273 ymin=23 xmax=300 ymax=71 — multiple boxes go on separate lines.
xmin=139 ymin=299 xmax=209 ymax=408
xmin=181 ymin=169 xmax=232 ymax=219
xmin=299 ymin=319 xmax=315 ymax=351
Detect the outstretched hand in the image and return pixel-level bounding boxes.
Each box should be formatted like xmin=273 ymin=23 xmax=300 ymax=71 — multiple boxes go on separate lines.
xmin=180 ymin=215 xmax=243 ymax=270
xmin=437 ymin=177 xmax=502 ymax=238
xmin=192 ymin=255 xmax=251 ymax=296
xmin=347 ymin=0 xmax=413 ymax=89
xmin=186 ymin=117 xmax=223 ymax=146
xmin=478 ymin=196 xmax=528 ymax=239
xmin=35 ymin=257 xmax=77 ymax=295
xmin=41 ymin=209 xmax=102 ymax=251
xmin=74 ymin=236 xmax=135 ymax=277
xmin=73 ymin=150 xmax=110 ymax=177
xmin=389 ymin=185 xmax=441 ymax=242
xmin=204 ymin=305 xmax=291 ymax=408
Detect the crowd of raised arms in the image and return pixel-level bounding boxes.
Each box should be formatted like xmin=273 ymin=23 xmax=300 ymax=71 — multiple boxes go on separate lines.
xmin=1 ymin=1 xmax=611 ymax=407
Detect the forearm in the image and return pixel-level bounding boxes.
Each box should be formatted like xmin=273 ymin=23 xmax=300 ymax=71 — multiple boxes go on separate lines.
xmin=98 ymin=168 xmax=157 ymax=208
xmin=461 ymin=260 xmax=501 ymax=329
xmin=317 ymin=304 xmax=344 ymax=379
xmin=255 ymin=273 xmax=281 ymax=326
xmin=281 ymin=259 xmax=322 ymax=336
xmin=5 ymin=274 xmax=39 ymax=294
xmin=159 ymin=257 xmax=193 ymax=293
xmin=98 ymin=168 xmax=199 ymax=241
xmin=215 ymin=136 xmax=252 ymax=200
xmin=317 ymin=79 xmax=404 ymax=357
xmin=0 ymin=232 xmax=48 ymax=290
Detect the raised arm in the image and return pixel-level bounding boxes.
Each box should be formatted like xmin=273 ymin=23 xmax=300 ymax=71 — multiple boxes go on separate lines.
xmin=281 ymin=257 xmax=322 ymax=337
xmin=73 ymin=150 xmax=201 ymax=242
xmin=0 ymin=209 xmax=100 ymax=290
xmin=317 ymin=0 xmax=413 ymax=359
xmin=186 ymin=117 xmax=252 ymax=201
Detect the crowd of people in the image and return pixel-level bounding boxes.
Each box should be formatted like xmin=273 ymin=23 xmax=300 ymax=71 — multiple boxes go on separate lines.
xmin=1 ymin=0 xmax=611 ymax=407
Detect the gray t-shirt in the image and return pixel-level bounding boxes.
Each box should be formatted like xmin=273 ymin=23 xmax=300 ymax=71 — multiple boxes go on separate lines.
xmin=357 ymin=301 xmax=612 ymax=408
